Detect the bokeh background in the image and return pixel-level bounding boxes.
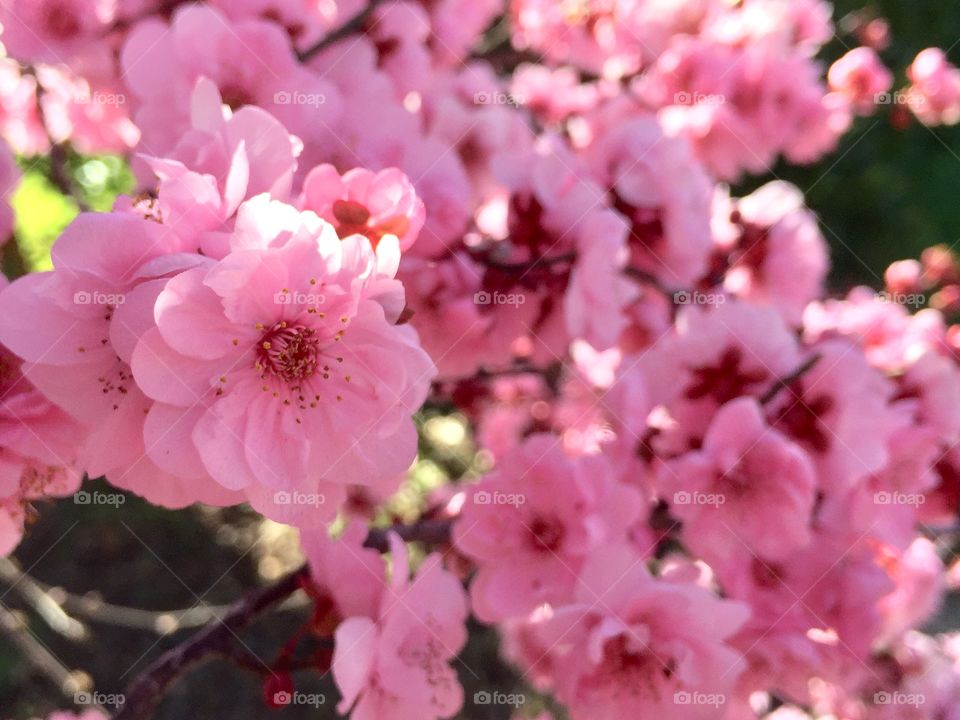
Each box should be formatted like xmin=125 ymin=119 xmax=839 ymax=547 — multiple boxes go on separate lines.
xmin=3 ymin=2 xmax=960 ymax=718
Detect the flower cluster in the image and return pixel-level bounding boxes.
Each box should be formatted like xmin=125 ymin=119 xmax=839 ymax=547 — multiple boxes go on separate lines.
xmin=0 ymin=2 xmax=959 ymax=720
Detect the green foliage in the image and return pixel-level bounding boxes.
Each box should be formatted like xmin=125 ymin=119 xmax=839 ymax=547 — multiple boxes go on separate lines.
xmin=11 ymin=152 xmax=134 ymax=273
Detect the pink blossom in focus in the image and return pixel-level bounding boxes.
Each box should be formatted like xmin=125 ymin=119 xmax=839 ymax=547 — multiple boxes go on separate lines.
xmin=300 ymin=164 xmax=425 ymax=251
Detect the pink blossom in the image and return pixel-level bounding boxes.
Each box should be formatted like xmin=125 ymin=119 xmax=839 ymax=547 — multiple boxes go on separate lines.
xmin=641 ymin=301 xmax=802 ymax=451
xmin=135 ymin=78 xmax=301 ymax=255
xmin=713 ymin=181 xmax=828 ymax=324
xmin=0 ymin=0 xmax=116 ymax=65
xmin=302 ymin=525 xmax=468 ymax=720
xmin=0 ymin=325 xmax=83 ymax=554
xmin=662 ymin=397 xmax=817 ymax=563
xmin=0 ymin=213 xmax=238 ymax=509
xmin=130 ymin=214 xmax=434 ymax=513
xmin=828 ymin=47 xmax=893 ymax=115
xmin=454 ymin=435 xmax=646 ymax=621
xmin=906 ymin=48 xmax=960 ymax=126
xmin=526 ymin=542 xmax=749 ymax=720
xmin=300 ymin=164 xmax=425 ymax=252
xmin=585 ymin=116 xmax=714 ymax=288
xmin=120 ymin=4 xmax=339 ymax=157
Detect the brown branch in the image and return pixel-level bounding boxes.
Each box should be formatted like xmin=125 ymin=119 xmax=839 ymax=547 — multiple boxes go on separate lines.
xmin=112 ymin=517 xmax=454 ymax=720
xmin=759 ymin=353 xmax=823 ymax=405
xmin=297 ymin=0 xmax=390 ymax=63
xmin=113 ymin=565 xmax=309 ymax=720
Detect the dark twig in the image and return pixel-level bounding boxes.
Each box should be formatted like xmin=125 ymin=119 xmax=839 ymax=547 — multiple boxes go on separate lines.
xmin=297 ymin=0 xmax=389 ymax=62
xmin=113 ymin=565 xmax=309 ymax=720
xmin=759 ymin=353 xmax=823 ymax=405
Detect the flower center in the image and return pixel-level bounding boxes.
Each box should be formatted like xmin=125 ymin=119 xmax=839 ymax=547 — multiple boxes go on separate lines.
xmin=44 ymin=2 xmax=81 ymax=40
xmin=256 ymin=322 xmax=321 ymax=383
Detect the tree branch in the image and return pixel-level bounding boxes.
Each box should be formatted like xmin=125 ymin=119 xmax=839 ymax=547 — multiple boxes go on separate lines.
xmin=112 ymin=517 xmax=454 ymax=720
xmin=297 ymin=0 xmax=389 ymax=63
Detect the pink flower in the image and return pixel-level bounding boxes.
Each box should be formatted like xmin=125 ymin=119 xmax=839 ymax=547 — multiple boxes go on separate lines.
xmin=527 ymin=543 xmax=749 ymax=720
xmin=302 ymin=525 xmax=468 ymax=720
xmin=906 ymin=48 xmax=960 ymax=127
xmin=765 ymin=341 xmax=900 ymax=492
xmin=0 ymin=324 xmax=83 ymax=554
xmin=585 ymin=116 xmax=714 ymax=288
xmin=134 ymin=78 xmax=301 ymax=256
xmin=828 ymin=47 xmax=893 ymax=115
xmin=0 ymin=213 xmax=236 ymax=509
xmin=300 ymin=164 xmax=425 ymax=252
xmin=0 ymin=0 xmax=116 ymax=64
xmin=120 ymin=4 xmax=339 ymax=157
xmin=642 ymin=301 xmax=802 ymax=451
xmin=663 ymin=397 xmax=817 ymax=563
xmin=454 ymin=435 xmax=646 ymax=621
xmin=130 ymin=215 xmax=435 ymax=513
xmin=713 ymin=181 xmax=828 ymax=324
xmin=877 ymin=538 xmax=945 ymax=645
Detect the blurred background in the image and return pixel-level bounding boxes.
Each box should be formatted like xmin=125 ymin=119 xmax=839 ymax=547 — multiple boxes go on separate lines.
xmin=3 ymin=1 xmax=960 ymax=718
